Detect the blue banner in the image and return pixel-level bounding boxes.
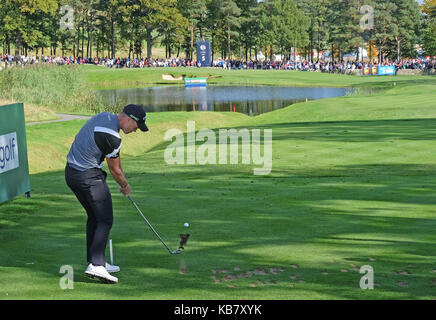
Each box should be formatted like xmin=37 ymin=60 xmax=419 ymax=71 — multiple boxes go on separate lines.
xmin=377 ymin=66 xmax=396 ymax=76
xmin=363 ymin=66 xmax=396 ymax=76
xmin=184 ymin=78 xmax=207 ymax=87
xmin=196 ymin=41 xmax=211 ymax=67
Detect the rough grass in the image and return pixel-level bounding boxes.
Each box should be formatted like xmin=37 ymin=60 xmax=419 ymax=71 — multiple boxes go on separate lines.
xmin=0 ymin=99 xmax=60 ymax=123
xmin=0 ymin=65 xmax=104 ymax=114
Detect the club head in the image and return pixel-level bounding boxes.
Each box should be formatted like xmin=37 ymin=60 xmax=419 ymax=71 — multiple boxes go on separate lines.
xmin=171 ymin=249 xmax=182 ymax=255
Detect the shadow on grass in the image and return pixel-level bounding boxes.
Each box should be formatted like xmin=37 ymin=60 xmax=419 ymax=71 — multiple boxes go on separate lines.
xmin=145 ymin=118 xmax=436 ymax=158
xmin=1 ymin=157 xmax=435 ymax=299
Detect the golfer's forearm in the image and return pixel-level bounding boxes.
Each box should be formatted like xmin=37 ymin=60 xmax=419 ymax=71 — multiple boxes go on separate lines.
xmin=109 ymin=168 xmax=128 ymax=187
xmin=106 ymin=157 xmax=128 ymax=187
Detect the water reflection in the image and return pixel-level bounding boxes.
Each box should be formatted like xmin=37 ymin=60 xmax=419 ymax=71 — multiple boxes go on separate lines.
xmin=98 ymin=86 xmax=352 ymax=116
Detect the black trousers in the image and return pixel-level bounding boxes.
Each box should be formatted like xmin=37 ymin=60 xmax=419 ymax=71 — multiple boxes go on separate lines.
xmin=65 ymin=164 xmax=113 ymax=267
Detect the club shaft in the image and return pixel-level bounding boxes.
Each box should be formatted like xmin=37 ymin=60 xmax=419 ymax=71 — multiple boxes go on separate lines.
xmin=109 ymin=239 xmax=114 ymax=265
xmin=128 ymin=196 xmax=172 ymax=253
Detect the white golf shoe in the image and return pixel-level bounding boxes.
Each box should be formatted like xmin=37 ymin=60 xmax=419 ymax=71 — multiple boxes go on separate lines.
xmin=105 ymin=262 xmax=120 ymax=273
xmin=85 ymin=264 xmax=118 ymax=284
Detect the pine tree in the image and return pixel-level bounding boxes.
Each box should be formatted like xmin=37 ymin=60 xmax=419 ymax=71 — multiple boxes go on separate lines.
xmin=391 ymin=0 xmax=421 ymax=62
xmin=423 ymin=21 xmax=436 ymax=56
xmin=422 ymin=0 xmax=436 ymax=56
xmin=220 ymin=0 xmax=241 ymax=59
xmin=298 ymin=0 xmax=329 ymax=62
xmin=271 ymin=0 xmax=309 ymax=62
xmin=372 ymin=0 xmax=397 ymax=63
xmin=236 ymin=0 xmax=259 ymax=62
xmin=179 ymin=0 xmax=208 ymax=60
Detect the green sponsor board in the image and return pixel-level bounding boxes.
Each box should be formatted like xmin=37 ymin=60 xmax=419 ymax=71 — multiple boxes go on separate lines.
xmin=0 ymin=103 xmax=31 ymax=203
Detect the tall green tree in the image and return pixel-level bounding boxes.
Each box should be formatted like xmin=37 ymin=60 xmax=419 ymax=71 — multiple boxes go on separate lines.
xmin=0 ymin=0 xmax=58 ymax=55
xmin=96 ymin=0 xmax=122 ymax=58
xmin=298 ymin=0 xmax=329 ymax=62
xmin=236 ymin=0 xmax=259 ymax=61
xmin=423 ymin=20 xmax=436 ymax=56
xmin=205 ymin=0 xmax=222 ymax=61
xmin=271 ymin=0 xmax=309 ymax=61
xmin=158 ymin=4 xmax=190 ymax=58
xmin=220 ymin=0 xmax=241 ymax=59
xmin=372 ymin=1 xmax=397 ymax=62
xmin=421 ymin=0 xmax=436 ymax=56
xmin=325 ymin=0 xmax=366 ymax=62
xmin=118 ymin=0 xmax=188 ymax=59
xmin=391 ymin=0 xmax=421 ymax=62
xmin=255 ymin=0 xmax=275 ymax=61
xmin=179 ymin=0 xmax=208 ymax=59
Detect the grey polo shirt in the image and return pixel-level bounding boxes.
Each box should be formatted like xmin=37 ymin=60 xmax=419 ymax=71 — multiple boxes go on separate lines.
xmin=67 ymin=112 xmax=122 ymax=171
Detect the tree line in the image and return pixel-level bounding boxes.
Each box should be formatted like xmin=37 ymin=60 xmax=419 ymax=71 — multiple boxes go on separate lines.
xmin=0 ymin=0 xmax=435 ymax=63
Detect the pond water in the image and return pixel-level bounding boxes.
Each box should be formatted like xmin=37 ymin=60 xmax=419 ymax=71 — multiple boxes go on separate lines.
xmin=98 ymin=86 xmax=353 ymax=116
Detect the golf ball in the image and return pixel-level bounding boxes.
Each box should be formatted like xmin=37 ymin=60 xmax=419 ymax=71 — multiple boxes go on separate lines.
xmin=184 ymin=222 xmax=189 ymax=227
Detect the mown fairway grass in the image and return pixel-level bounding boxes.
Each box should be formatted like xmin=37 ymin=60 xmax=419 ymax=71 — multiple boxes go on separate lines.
xmin=0 ymin=67 xmax=436 ymax=299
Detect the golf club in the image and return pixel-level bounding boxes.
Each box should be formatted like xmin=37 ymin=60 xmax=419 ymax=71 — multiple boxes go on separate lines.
xmin=127 ymin=195 xmax=181 ymax=255
xmin=109 ymin=239 xmax=114 ymax=265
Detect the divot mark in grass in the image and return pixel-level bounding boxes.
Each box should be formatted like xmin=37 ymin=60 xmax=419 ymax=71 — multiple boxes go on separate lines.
xmin=223 ymin=275 xmax=237 ymax=281
xmin=269 ymin=267 xmax=284 ymax=274
xmin=254 ymin=269 xmax=268 ymax=275
xmin=212 ymin=269 xmax=228 ymax=274
xmin=397 ymin=282 xmax=408 ymax=288
xmin=341 ymin=269 xmax=349 ymax=273
xmin=212 ymin=266 xmax=285 ymax=284
xmin=244 ymin=271 xmax=254 ymax=278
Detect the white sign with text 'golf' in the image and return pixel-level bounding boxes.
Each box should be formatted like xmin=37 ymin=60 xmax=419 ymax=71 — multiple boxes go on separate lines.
xmin=0 ymin=132 xmax=19 ymax=174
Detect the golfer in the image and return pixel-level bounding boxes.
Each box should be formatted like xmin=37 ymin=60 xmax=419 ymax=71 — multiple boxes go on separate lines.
xmin=65 ymin=104 xmax=148 ymax=284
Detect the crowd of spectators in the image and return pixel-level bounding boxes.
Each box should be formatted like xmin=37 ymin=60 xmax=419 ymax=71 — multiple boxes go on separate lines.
xmin=215 ymin=58 xmax=436 ymax=73
xmin=0 ymin=54 xmax=196 ymax=68
xmin=1 ymin=53 xmax=435 ymax=73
